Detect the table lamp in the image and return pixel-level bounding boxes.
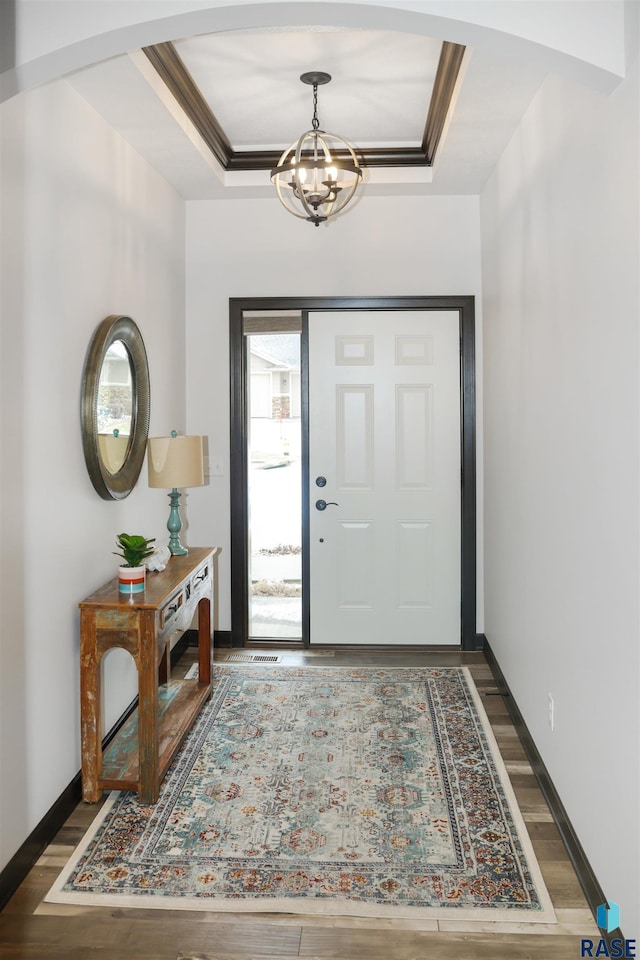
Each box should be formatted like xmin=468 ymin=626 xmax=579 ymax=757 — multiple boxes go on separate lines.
xmin=147 ymin=431 xmax=204 ymax=555
xmin=98 ymin=429 xmax=129 ymax=474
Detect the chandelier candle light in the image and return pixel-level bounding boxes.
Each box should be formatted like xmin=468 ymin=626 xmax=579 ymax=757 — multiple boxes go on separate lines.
xmin=271 ymin=72 xmax=362 ymax=227
xmin=147 ymin=431 xmax=204 ymax=556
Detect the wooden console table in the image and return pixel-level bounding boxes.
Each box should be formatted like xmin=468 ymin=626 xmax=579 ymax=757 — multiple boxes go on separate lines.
xmin=79 ymin=547 xmax=219 ymax=804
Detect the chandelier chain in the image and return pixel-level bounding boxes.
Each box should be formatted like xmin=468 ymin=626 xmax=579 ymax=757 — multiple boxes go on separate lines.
xmin=311 ymin=83 xmax=320 ymax=131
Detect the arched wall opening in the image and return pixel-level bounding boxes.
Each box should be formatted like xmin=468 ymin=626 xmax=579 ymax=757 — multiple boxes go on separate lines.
xmin=1 ymin=0 xmax=627 ymax=103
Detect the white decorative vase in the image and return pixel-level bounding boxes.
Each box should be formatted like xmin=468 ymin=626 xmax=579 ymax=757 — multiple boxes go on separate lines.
xmin=118 ymin=564 xmax=146 ymax=596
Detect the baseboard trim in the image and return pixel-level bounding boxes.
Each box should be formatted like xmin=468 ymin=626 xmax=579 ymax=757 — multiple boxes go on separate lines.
xmin=0 ymin=638 xmax=192 ymax=913
xmin=0 ymin=773 xmax=81 ymax=912
xmin=215 ymin=629 xmax=232 ymax=647
xmin=482 ymin=637 xmax=614 ymax=939
xmin=183 ymin=629 xmax=232 ymax=648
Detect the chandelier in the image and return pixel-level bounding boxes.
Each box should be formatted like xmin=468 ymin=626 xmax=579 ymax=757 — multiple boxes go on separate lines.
xmin=271 ymin=72 xmax=363 ymax=227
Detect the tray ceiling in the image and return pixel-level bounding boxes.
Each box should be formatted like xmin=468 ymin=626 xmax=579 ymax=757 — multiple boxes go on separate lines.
xmin=66 ymin=24 xmax=547 ymax=200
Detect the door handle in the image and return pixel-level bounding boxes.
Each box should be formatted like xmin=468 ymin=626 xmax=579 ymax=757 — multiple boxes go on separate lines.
xmin=315 ymin=499 xmax=339 ymax=511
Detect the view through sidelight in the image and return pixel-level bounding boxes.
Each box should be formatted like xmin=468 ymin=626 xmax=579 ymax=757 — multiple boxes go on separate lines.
xmin=246 ymin=324 xmax=302 ymax=639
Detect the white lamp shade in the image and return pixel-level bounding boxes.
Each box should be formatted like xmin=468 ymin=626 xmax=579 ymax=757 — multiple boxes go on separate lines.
xmin=147 ymin=435 xmax=204 ymax=489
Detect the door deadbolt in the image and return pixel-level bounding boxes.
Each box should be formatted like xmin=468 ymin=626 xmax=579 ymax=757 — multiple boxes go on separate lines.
xmin=315 ymin=476 xmax=327 ymax=487
xmin=315 ymin=499 xmax=339 ymax=511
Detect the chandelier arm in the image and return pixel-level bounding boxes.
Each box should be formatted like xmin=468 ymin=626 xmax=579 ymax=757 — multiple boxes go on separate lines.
xmin=273 ymin=176 xmax=313 ymax=220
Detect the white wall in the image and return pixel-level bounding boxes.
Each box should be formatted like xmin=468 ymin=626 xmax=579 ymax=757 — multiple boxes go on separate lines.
xmin=185 ymin=193 xmax=483 ymax=632
xmin=0 ymin=79 xmax=186 ymax=871
xmin=481 ymin=45 xmax=639 ymax=938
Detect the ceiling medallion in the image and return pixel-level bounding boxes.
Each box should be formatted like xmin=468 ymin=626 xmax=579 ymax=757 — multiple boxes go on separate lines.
xmin=271 ymin=71 xmax=363 ymax=227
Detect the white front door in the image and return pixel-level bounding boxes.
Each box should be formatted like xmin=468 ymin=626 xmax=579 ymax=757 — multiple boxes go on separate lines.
xmin=308 ymin=311 xmax=461 ymax=645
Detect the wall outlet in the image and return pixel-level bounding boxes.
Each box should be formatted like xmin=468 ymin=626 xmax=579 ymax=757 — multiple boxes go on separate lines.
xmin=548 ymin=693 xmax=555 ymax=732
xmin=206 ymin=456 xmax=224 ymax=477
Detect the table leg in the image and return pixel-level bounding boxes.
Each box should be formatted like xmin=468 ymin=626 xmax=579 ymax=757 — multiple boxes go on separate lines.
xmin=198 ymin=596 xmax=212 ymax=687
xmin=138 ymin=616 xmax=159 ymax=804
xmin=80 ymin=610 xmax=102 ymax=803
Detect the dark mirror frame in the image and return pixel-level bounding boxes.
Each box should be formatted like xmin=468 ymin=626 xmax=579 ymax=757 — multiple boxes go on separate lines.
xmin=81 ymin=315 xmax=150 ymax=500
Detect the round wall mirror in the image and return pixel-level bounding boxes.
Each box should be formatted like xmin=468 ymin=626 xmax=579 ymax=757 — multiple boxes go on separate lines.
xmin=81 ymin=315 xmax=150 ymax=500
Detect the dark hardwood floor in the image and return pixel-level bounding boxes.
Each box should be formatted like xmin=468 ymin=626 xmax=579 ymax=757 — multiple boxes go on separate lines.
xmin=0 ymin=646 xmax=599 ymax=959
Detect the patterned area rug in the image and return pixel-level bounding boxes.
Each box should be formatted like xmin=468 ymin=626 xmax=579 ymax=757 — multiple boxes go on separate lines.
xmin=46 ymin=666 xmax=555 ymax=921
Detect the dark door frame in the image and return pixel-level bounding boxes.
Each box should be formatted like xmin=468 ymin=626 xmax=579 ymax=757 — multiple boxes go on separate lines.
xmin=229 ymin=295 xmax=477 ymax=651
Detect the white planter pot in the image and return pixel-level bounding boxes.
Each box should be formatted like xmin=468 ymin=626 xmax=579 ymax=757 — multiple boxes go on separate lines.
xmin=118 ymin=564 xmax=146 ymax=596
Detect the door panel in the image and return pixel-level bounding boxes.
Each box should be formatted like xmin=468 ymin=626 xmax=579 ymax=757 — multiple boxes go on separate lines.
xmin=337 ymin=521 xmax=375 ymax=608
xmin=336 ymin=385 xmax=374 ymax=488
xmin=308 ymin=311 xmax=461 ymax=645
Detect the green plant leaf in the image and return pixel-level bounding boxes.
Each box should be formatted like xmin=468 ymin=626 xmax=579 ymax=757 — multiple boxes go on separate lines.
xmin=114 ymin=532 xmax=156 ymax=567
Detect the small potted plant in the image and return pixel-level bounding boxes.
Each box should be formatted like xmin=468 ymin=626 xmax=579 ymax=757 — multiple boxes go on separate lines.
xmin=114 ymin=533 xmax=156 ymax=595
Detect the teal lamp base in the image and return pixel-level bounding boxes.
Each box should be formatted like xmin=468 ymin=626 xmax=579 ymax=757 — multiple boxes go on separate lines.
xmin=166 ymin=487 xmax=188 ymax=555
